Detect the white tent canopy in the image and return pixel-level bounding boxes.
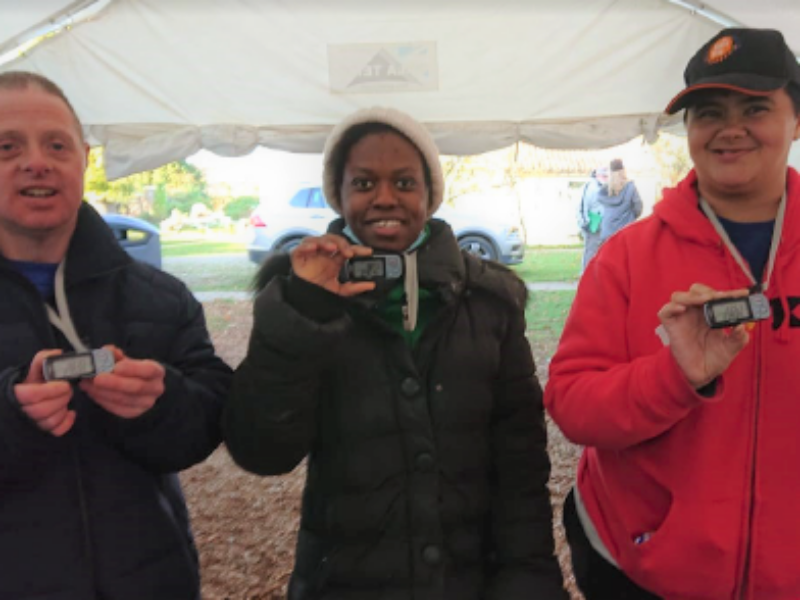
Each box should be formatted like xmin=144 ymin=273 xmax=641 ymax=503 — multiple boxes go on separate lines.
xmin=1 ymin=0 xmax=799 ymax=179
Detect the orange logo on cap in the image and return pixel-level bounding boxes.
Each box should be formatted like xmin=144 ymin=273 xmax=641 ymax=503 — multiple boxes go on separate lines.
xmin=706 ymin=35 xmax=736 ymax=64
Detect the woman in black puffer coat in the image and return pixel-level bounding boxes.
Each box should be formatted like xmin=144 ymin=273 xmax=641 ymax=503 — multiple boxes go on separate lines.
xmin=224 ymin=106 xmax=566 ymax=600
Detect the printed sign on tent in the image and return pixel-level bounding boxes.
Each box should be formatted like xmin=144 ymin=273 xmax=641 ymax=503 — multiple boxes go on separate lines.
xmin=328 ymin=42 xmax=438 ymax=93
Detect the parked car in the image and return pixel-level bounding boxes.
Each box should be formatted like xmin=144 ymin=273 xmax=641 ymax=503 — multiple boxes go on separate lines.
xmin=247 ymin=186 xmax=524 ymax=265
xmin=102 ymin=214 xmax=162 ymax=269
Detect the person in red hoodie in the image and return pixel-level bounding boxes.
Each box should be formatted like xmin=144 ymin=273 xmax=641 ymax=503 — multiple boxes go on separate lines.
xmin=545 ymin=28 xmax=800 ymax=600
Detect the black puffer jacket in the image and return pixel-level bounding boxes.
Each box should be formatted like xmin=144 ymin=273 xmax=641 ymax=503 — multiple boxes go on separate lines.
xmin=225 ymin=219 xmax=566 ymax=600
xmin=0 ymin=204 xmax=232 ymax=600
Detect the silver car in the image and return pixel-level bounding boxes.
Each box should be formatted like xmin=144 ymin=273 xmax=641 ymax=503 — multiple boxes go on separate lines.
xmin=103 ymin=214 xmax=162 ymax=269
xmin=247 ymin=186 xmax=524 ymax=265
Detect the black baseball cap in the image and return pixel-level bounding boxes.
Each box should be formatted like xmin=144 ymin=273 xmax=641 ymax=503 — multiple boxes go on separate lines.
xmin=665 ymin=28 xmax=800 ymax=114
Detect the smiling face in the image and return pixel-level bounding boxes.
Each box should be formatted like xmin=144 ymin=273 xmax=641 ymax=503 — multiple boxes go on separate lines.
xmin=686 ymin=88 xmax=800 ymax=217
xmin=0 ymin=85 xmax=89 ymax=259
xmin=340 ymin=131 xmax=429 ymax=252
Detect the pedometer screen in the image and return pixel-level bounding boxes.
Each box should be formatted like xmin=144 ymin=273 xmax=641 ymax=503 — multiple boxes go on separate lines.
xmin=352 ymin=259 xmax=385 ymax=279
xmin=51 ymin=355 xmax=94 ymax=380
xmin=711 ymin=299 xmax=752 ymax=323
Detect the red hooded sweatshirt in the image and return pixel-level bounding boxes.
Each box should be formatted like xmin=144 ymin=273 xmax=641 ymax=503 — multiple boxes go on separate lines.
xmin=546 ymin=169 xmax=800 ymax=600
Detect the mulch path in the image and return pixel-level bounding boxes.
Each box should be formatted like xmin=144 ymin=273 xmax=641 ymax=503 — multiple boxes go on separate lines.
xmin=186 ymin=300 xmax=583 ymax=599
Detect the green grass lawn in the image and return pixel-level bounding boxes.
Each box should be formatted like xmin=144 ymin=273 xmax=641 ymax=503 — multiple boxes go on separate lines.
xmin=162 ymin=256 xmax=257 ymax=292
xmin=161 ymin=231 xmax=247 ymax=258
xmin=158 ymin=234 xmax=581 ymax=300
xmin=525 ymin=290 xmax=575 ymax=336
xmin=511 ymin=247 xmax=582 ymax=282
xmin=162 ymin=240 xmax=246 ymax=258
xmin=161 ymin=234 xmax=582 ymax=283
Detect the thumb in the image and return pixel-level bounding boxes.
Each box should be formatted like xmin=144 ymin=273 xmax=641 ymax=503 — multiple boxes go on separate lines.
xmin=103 ymin=344 xmax=126 ymax=362
xmin=26 ymin=350 xmax=64 ymax=384
xmin=726 ymin=325 xmax=750 ymax=354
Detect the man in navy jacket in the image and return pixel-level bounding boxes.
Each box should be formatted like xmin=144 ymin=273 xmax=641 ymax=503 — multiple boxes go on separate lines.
xmin=0 ymin=71 xmax=231 ymax=600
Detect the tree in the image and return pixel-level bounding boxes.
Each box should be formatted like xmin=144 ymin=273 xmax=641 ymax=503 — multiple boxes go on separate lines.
xmin=84 ymin=149 xmax=210 ymax=220
xmin=440 ymin=148 xmax=516 ymax=207
xmin=650 ymin=133 xmax=692 ymax=198
xmin=224 ymin=195 xmax=260 ymax=221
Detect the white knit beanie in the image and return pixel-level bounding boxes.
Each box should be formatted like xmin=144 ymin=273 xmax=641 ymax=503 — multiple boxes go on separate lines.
xmin=322 ymin=106 xmax=445 ymax=216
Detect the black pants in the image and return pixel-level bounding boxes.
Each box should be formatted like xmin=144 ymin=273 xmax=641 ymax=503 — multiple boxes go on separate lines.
xmin=563 ymin=489 xmax=661 ymax=600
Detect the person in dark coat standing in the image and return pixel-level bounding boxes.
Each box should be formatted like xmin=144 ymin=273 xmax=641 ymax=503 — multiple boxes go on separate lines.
xmin=224 ymin=106 xmax=567 ymax=600
xmin=0 ymin=71 xmax=232 ymax=600
xmin=595 ymin=158 xmax=643 ymax=243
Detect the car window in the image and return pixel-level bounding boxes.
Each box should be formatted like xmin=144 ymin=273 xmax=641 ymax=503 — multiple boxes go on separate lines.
xmin=308 ymin=188 xmax=326 ymax=209
xmin=289 ymin=188 xmax=311 ymax=208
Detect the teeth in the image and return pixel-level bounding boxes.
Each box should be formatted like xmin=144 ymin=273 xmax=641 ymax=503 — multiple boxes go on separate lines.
xmin=22 ymin=188 xmax=56 ymax=197
xmin=373 ymin=220 xmax=400 ymax=228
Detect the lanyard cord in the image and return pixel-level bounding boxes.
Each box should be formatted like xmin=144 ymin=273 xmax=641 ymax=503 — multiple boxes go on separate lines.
xmin=45 ymin=259 xmax=88 ymax=352
xmin=402 ymin=251 xmax=419 ymax=332
xmin=699 ymin=194 xmax=786 ymax=293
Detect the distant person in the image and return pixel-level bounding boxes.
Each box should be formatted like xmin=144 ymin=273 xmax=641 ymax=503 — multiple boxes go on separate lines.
xmin=0 ymin=71 xmax=232 ymax=600
xmin=546 ymin=27 xmax=800 ymax=599
xmin=577 ymin=166 xmax=609 ymax=271
xmin=224 ymin=106 xmax=567 ymax=599
xmin=596 ymin=158 xmax=643 ymax=242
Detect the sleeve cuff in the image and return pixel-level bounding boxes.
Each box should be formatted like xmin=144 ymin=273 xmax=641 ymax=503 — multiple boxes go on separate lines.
xmin=4 ymin=366 xmax=28 ymax=411
xmin=658 ymin=349 xmax=725 ymax=405
xmin=285 ymin=273 xmax=347 ymax=323
xmin=696 ymin=378 xmax=718 ymax=398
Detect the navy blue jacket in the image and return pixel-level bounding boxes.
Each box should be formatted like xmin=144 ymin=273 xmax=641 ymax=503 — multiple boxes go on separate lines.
xmin=0 ymin=204 xmax=231 ymax=600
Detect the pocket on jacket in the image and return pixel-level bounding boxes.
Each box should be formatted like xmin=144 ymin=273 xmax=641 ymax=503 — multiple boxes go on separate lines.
xmin=622 ymin=499 xmax=737 ymax=598
xmin=626 ymin=496 xmax=678 ymax=554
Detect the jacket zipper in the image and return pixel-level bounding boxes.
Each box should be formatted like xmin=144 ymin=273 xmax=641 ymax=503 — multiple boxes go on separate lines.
xmin=737 ymin=326 xmax=763 ymax=599
xmin=72 ymin=442 xmax=97 ymax=595
xmin=33 ymin=275 xmax=98 ymax=595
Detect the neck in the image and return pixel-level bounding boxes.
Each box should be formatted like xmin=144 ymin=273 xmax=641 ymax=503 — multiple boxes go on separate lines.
xmin=698 ymin=185 xmax=784 ymax=222
xmin=0 ymin=228 xmax=71 ymax=263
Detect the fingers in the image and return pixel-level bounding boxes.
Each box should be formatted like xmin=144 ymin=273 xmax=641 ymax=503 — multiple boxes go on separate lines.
xmin=349 ymin=245 xmax=374 ymax=257
xmin=292 ymin=235 xmax=374 ymax=264
xmin=657 ymin=302 xmax=688 ymax=322
xmin=18 ymin=349 xmax=74 ymax=435
xmin=81 ymin=384 xmax=156 ymax=419
xmin=14 ymin=380 xmax=75 ymax=436
xmin=79 ymin=358 xmax=165 ymax=419
xmin=15 ymin=350 xmax=164 ymax=430
xmin=107 ymin=357 xmax=165 ymax=382
xmin=669 ymin=284 xmax=750 ymax=308
xmin=33 ymin=405 xmax=76 ymax=436
xmin=102 ymin=344 xmax=126 ymax=363
xmin=49 ymin=411 xmax=77 ymax=437
xmin=81 ymin=362 xmax=164 ymax=401
xmin=25 ymin=349 xmax=63 ymax=384
xmin=290 ymin=234 xmax=377 ymax=295
xmin=338 ymin=281 xmax=377 ymax=297
xmin=15 ymin=380 xmax=72 ymax=406
xmin=659 ymin=284 xmax=750 ymax=322
xmin=293 ymin=235 xmax=359 ymax=260
xmin=727 ymin=323 xmax=751 ymax=351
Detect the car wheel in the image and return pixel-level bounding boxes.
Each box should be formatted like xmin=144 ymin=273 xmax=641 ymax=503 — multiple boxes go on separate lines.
xmin=275 ymin=237 xmax=305 ymax=254
xmin=458 ymin=235 xmax=498 ymax=261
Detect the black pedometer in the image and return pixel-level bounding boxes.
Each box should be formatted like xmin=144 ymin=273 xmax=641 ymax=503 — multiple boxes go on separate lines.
xmin=42 ymin=349 xmax=116 ymax=381
xmin=703 ymin=293 xmax=770 ymax=329
xmin=342 ymin=254 xmax=404 ymax=282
